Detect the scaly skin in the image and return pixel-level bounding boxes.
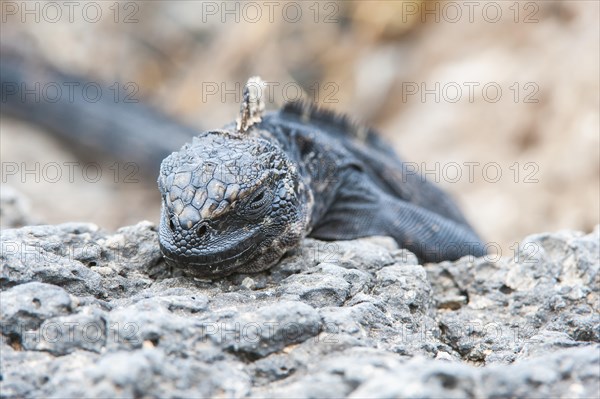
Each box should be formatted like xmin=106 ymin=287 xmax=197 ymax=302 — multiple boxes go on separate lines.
xmin=0 ymin=54 xmax=487 ymax=278
xmin=158 ymin=129 xmax=311 ymax=277
xmin=158 ymin=81 xmax=487 ymax=278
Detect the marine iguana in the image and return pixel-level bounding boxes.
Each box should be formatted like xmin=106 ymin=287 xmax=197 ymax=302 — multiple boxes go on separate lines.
xmin=157 ymin=77 xmax=486 ymax=277
xmin=1 ymin=54 xmax=486 ymax=278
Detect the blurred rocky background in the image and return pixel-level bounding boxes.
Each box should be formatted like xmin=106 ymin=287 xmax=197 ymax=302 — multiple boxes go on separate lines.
xmin=1 ymin=0 xmax=599 ymax=255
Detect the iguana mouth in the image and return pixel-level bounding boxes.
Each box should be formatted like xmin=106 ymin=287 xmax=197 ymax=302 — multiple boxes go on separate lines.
xmin=159 ymin=235 xmax=262 ymax=278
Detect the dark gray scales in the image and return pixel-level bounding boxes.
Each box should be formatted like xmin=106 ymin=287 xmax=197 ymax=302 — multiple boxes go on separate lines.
xmin=0 ymin=56 xmax=486 ymax=278
xmin=157 ymin=78 xmax=486 ymax=277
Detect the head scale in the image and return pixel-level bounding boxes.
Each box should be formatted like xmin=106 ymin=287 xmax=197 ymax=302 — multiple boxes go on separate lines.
xmin=157 ymin=78 xmax=309 ymax=278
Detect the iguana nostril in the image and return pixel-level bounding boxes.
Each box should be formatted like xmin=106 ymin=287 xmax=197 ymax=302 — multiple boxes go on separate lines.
xmin=197 ymin=224 xmax=208 ymax=237
xmin=169 ymin=219 xmax=176 ymax=231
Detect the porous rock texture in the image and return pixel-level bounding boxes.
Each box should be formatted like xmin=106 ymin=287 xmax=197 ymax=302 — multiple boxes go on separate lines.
xmin=0 ymin=222 xmax=598 ymax=398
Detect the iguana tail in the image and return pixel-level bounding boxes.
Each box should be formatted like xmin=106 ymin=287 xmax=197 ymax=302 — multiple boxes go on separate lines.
xmin=0 ymin=47 xmax=198 ymax=177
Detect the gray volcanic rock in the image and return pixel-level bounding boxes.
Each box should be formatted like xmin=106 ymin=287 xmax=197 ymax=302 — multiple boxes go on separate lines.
xmin=1 ymin=223 xmax=598 ymax=398
xmin=0 ymin=186 xmax=34 ymax=229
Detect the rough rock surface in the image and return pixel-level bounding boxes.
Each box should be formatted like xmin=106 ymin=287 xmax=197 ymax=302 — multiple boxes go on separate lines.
xmin=0 ymin=186 xmax=34 ymax=229
xmin=1 ymin=222 xmax=598 ymax=398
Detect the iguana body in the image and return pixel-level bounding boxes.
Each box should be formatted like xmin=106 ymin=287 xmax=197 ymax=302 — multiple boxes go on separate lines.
xmin=157 ymin=79 xmax=486 ymax=277
xmin=1 ymin=54 xmax=486 ymax=278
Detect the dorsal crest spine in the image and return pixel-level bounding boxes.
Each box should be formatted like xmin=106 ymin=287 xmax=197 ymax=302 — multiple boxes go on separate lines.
xmin=281 ymin=101 xmax=373 ymax=143
xmin=237 ymin=76 xmax=266 ymax=133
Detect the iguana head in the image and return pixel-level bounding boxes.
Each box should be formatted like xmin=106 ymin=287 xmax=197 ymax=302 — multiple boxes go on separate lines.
xmin=157 ymin=130 xmax=309 ymax=278
xmin=157 ymin=76 xmax=315 ymax=278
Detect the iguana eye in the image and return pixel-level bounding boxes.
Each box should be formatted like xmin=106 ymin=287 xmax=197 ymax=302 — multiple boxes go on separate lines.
xmin=248 ymin=188 xmax=270 ymax=208
xmin=197 ymin=223 xmax=208 ymax=237
xmin=251 ymin=191 xmax=265 ymax=205
xmin=241 ymin=188 xmax=271 ymax=219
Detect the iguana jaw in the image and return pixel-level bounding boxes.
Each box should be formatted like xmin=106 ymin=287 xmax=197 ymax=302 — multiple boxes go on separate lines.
xmin=156 ymin=127 xmax=311 ymax=278
xmin=159 ymin=232 xmax=263 ymax=278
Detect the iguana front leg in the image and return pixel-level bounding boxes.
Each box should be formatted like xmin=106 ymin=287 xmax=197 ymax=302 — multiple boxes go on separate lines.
xmin=309 ymin=170 xmax=487 ymax=263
